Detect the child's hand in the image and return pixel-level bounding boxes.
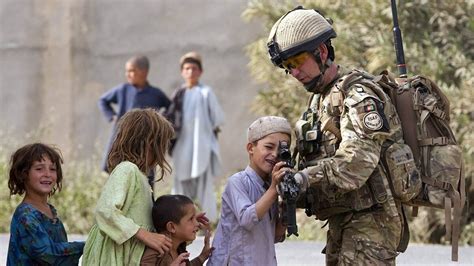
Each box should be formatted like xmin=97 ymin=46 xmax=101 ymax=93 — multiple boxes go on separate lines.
xmin=275 ymin=214 xmax=287 ymax=243
xmin=271 ymin=161 xmax=291 ymax=189
xmin=135 ymin=228 xmax=172 ymax=254
xmin=196 ymin=212 xmax=210 ymax=230
xmin=197 ymin=228 xmax=214 ymax=263
xmin=170 ymin=252 xmax=190 ymax=266
xmin=196 ymin=212 xmax=209 ymax=224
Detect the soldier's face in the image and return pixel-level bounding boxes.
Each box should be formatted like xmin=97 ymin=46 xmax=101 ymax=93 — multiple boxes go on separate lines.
xmin=248 ymin=132 xmax=291 ymax=179
xmin=287 ymin=54 xmax=321 ymax=84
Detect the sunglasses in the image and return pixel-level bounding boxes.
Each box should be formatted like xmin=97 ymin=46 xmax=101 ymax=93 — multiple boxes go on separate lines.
xmin=281 ymin=52 xmax=312 ymax=71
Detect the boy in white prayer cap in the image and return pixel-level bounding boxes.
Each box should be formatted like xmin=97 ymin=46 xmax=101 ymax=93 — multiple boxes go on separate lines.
xmin=208 ymin=116 xmax=292 ymax=266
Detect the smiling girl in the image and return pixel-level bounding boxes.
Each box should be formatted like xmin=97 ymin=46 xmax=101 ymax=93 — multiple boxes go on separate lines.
xmin=7 ymin=143 xmax=85 ymax=265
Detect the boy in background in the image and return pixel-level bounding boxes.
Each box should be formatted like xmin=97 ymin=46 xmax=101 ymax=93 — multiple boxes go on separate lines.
xmin=166 ymin=52 xmax=224 ymax=222
xmin=98 ymin=55 xmax=170 ymax=179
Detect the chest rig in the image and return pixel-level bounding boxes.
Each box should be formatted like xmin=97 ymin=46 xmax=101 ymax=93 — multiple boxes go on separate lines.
xmin=295 ymin=73 xmax=394 ymax=220
xmin=295 ymin=88 xmax=343 ymax=168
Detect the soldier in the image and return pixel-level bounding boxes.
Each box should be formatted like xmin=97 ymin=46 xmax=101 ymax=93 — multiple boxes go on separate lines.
xmin=267 ymin=7 xmax=405 ymax=265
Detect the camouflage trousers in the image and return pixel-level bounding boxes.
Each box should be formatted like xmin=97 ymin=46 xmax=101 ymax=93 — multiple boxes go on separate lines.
xmin=324 ymin=209 xmax=402 ymax=266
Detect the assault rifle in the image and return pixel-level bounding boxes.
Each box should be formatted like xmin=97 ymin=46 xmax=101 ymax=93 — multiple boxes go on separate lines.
xmin=277 ymin=140 xmax=299 ymax=237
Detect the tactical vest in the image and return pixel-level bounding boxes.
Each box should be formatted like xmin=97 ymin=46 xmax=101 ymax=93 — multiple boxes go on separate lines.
xmin=295 ymin=71 xmax=403 ymax=221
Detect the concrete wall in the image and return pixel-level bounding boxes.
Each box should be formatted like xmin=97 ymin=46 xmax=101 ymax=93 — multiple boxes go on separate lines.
xmin=0 ymin=0 xmax=263 ymax=177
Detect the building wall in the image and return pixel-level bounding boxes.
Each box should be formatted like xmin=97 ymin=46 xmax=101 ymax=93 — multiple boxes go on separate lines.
xmin=0 ymin=0 xmax=263 ymax=176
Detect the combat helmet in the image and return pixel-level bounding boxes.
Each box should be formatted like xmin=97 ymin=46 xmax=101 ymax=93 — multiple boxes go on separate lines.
xmin=267 ymin=6 xmax=336 ymax=69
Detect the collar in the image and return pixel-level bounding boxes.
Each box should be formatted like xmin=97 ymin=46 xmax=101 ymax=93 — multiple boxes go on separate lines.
xmin=245 ymin=166 xmax=269 ymax=190
xmin=183 ymin=82 xmax=201 ymax=90
xmin=318 ymin=65 xmax=346 ymax=95
xmin=128 ymin=82 xmax=150 ymax=91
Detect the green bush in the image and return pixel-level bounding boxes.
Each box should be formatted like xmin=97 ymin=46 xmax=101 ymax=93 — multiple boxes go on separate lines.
xmin=49 ymin=161 xmax=107 ymax=234
xmin=0 ymin=160 xmax=22 ymax=232
xmin=242 ymin=0 xmax=474 ymax=244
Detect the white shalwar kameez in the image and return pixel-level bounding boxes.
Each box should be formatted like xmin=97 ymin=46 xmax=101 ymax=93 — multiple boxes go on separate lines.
xmin=172 ymin=83 xmax=224 ymax=222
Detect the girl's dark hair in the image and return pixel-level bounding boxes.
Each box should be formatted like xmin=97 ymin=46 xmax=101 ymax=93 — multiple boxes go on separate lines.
xmin=127 ymin=55 xmax=150 ymax=71
xmin=152 ymin=194 xmax=194 ymax=233
xmin=180 ymin=58 xmax=202 ymax=71
xmin=107 ymin=108 xmax=175 ymax=179
xmin=152 ymin=194 xmax=194 ymax=255
xmin=8 ymin=143 xmax=64 ymax=196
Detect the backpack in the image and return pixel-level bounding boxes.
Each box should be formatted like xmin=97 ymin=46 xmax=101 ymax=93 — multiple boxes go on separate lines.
xmin=341 ymin=69 xmax=466 ymax=261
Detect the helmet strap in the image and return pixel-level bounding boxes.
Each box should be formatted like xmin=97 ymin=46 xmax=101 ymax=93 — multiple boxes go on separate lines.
xmin=303 ymin=73 xmax=323 ymax=93
xmin=303 ymin=51 xmax=332 ymax=93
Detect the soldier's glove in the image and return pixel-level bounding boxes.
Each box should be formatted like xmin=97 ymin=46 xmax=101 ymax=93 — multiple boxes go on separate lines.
xmin=294 ymin=172 xmax=309 ymax=193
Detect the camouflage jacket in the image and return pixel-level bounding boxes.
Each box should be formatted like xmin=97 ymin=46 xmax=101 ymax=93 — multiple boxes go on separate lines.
xmin=295 ymin=67 xmax=401 ymax=220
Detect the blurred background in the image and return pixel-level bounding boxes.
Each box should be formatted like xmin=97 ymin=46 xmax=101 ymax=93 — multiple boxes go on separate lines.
xmin=0 ymin=0 xmax=262 ymax=172
xmin=0 ymin=0 xmax=472 ymax=246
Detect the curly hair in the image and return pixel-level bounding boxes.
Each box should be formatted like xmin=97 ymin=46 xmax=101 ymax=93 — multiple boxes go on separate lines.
xmin=107 ymin=108 xmax=174 ymax=180
xmin=8 ymin=143 xmax=64 ymax=196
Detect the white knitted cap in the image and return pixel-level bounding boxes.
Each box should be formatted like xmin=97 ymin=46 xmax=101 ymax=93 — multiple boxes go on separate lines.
xmin=247 ymin=116 xmax=292 ymax=143
xmin=180 ymin=51 xmax=202 ymax=66
xmin=268 ymin=9 xmax=335 ymax=55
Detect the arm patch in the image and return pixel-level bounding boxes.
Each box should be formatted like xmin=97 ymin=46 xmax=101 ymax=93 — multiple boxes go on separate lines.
xmin=345 ymin=88 xmax=390 ymax=138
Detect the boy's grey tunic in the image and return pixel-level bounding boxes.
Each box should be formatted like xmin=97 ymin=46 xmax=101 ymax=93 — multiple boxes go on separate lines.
xmin=172 ymin=83 xmax=224 ymax=222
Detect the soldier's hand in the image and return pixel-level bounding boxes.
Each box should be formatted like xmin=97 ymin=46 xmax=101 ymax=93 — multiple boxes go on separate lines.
xmin=294 ymin=172 xmax=309 ymax=192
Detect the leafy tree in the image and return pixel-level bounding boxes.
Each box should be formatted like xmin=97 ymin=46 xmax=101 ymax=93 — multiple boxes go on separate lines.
xmin=242 ymin=0 xmax=473 ymax=244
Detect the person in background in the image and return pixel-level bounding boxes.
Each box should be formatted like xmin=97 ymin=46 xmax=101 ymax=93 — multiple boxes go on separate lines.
xmin=165 ymin=51 xmax=224 ymax=223
xmin=98 ymin=55 xmax=170 ymax=183
xmin=207 ymin=116 xmax=290 ymax=266
xmin=7 ymin=143 xmax=85 ymax=265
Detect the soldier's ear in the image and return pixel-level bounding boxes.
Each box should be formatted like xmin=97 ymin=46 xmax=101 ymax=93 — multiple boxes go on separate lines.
xmin=317 ymin=43 xmax=329 ymax=63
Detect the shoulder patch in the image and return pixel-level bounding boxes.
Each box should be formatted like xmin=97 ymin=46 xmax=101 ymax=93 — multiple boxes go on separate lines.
xmin=355 ymin=85 xmax=364 ymax=93
xmin=363 ymin=111 xmax=383 ymax=131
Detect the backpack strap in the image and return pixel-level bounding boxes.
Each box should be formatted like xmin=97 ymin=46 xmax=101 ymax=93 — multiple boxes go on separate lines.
xmin=419 ymin=159 xmax=465 ymax=261
xmin=448 ymin=184 xmax=462 ymax=261
xmin=449 ymin=159 xmax=465 ymax=261
xmin=411 ymin=76 xmax=464 ymax=261
xmin=411 ymin=76 xmax=451 ymax=120
xmin=397 ymin=205 xmax=411 ymax=252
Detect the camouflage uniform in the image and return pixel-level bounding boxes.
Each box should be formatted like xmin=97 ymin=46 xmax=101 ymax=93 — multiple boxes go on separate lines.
xmin=296 ymin=67 xmax=403 ymax=265
xmin=265 ymin=7 xmax=405 ymax=265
